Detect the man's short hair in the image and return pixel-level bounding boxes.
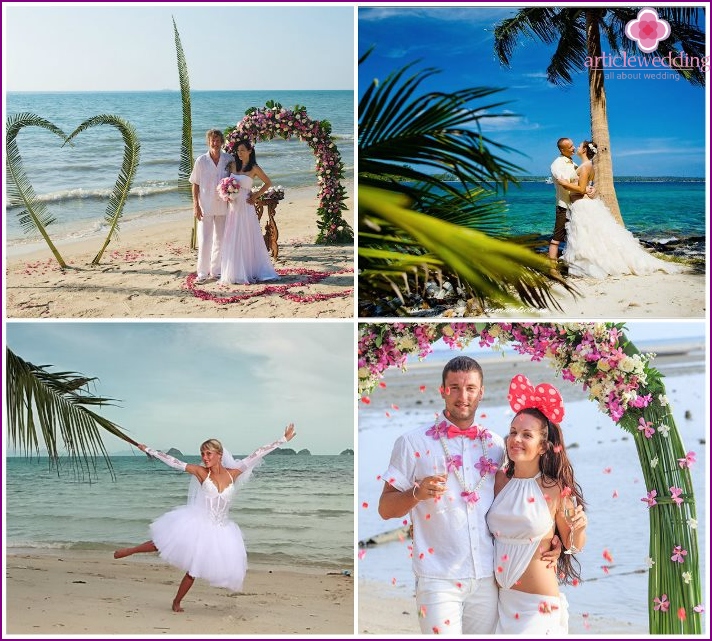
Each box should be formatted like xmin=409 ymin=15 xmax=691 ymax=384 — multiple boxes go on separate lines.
xmin=557 ymin=137 xmax=571 ymax=152
xmin=442 ymin=356 xmax=483 ymax=386
xmin=205 ymin=128 xmax=225 ymax=143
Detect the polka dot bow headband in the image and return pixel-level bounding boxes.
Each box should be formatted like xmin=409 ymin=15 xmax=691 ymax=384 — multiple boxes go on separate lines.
xmin=508 ymin=374 xmax=565 ymax=424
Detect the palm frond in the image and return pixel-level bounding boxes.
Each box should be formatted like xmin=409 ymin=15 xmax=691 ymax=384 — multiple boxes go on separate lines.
xmin=359 ymin=62 xmax=523 ymax=196
xmin=5 ymin=347 xmax=140 ymax=480
xmin=494 ymin=8 xmax=562 ymax=66
xmin=5 ymin=112 xmax=69 ymax=268
xmin=64 ymin=115 xmax=141 ymax=265
xmin=359 ymin=186 xmax=576 ymax=310
xmin=173 ymin=17 xmax=197 ymax=249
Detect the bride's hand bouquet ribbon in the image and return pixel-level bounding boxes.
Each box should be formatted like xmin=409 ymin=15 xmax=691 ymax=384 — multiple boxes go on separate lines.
xmin=217 ymin=176 xmax=241 ymax=202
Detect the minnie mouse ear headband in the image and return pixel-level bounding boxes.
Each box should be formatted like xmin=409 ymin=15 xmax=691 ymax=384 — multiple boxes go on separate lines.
xmin=508 ymin=374 xmax=565 ymax=424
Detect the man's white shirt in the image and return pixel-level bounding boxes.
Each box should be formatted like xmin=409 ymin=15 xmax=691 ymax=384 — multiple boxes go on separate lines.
xmin=189 ymin=152 xmax=233 ymax=217
xmin=383 ymin=418 xmax=505 ymax=580
xmin=551 ymin=155 xmax=578 ymax=208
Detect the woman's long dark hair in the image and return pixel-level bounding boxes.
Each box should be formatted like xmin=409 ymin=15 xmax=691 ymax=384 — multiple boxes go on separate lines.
xmin=504 ymin=407 xmax=585 ymax=585
xmin=234 ymin=140 xmax=257 ymax=173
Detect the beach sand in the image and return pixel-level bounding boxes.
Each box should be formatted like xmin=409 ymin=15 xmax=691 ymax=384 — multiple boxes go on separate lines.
xmin=5 ymin=549 xmax=354 ymax=635
xmin=4 ymin=183 xmax=354 ymax=319
xmin=497 ymin=270 xmax=705 ymax=319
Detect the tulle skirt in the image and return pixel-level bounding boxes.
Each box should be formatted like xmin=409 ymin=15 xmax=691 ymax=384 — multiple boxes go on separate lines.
xmin=496 ymin=588 xmax=569 ymax=635
xmin=562 ymin=198 xmax=682 ymax=278
xmin=150 ymin=505 xmax=247 ymax=591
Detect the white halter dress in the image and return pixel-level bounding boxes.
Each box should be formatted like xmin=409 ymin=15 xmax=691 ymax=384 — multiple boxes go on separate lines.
xmin=486 ymin=473 xmax=568 ymax=635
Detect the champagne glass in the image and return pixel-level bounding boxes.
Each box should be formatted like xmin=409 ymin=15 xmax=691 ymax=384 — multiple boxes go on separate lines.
xmin=563 ymin=495 xmax=580 ymax=555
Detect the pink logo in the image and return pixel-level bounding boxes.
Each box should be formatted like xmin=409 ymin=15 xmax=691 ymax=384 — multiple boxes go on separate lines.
xmin=625 ymin=8 xmax=671 ymax=53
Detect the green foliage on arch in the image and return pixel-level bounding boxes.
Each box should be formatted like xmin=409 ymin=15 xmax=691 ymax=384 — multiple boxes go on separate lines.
xmin=358 ymin=322 xmax=702 ymax=634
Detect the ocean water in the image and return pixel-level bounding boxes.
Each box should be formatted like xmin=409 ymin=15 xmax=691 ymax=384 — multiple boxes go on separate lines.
xmin=6 ymin=454 xmax=354 ymax=570
xmin=358 ymin=365 xmax=707 ymax=632
xmin=489 ymin=180 xmax=706 ymax=259
xmin=5 ymin=90 xmax=354 ymax=244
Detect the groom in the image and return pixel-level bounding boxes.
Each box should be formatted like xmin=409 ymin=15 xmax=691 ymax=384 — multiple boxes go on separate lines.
xmin=549 ymin=137 xmax=595 ymax=263
xmin=190 ymin=129 xmax=233 ymax=284
xmin=548 ymin=137 xmax=578 ymax=262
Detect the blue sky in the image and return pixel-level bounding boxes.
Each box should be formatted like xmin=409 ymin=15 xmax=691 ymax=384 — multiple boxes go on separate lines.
xmin=5 ymin=322 xmax=354 ymax=456
xmin=3 ymin=4 xmax=354 ymax=91
xmin=359 ymin=6 xmax=708 ymax=176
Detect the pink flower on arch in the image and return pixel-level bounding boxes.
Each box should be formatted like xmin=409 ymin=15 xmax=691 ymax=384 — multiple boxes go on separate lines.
xmin=641 ymin=489 xmax=657 ymax=508
xmin=653 ymin=594 xmax=670 ymax=612
xmin=671 ymin=545 xmax=687 ymax=564
xmin=637 ymin=417 xmax=655 ymax=439
xmin=625 ymin=8 xmax=671 ymax=53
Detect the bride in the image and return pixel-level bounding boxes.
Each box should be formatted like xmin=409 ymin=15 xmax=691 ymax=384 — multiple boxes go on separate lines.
xmin=557 ymin=141 xmax=682 ymax=278
xmin=220 ymin=141 xmax=279 ymax=285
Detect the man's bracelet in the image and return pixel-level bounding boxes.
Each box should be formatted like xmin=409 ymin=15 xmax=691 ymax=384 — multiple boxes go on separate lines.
xmin=412 ymin=485 xmax=419 ymax=501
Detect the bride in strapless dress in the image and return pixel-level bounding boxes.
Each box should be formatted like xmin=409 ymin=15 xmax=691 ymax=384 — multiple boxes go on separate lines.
xmin=220 ymin=140 xmax=279 ymax=285
xmin=113 ymin=424 xmax=296 ymax=612
xmin=558 ymin=140 xmax=682 ymax=278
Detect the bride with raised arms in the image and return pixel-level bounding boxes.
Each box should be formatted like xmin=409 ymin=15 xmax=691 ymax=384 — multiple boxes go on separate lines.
xmin=558 ymin=140 xmax=682 ymax=278
xmin=220 ymin=140 xmax=279 ymax=285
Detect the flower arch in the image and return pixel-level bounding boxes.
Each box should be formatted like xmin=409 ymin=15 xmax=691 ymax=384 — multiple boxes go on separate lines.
xmin=358 ymin=322 xmax=701 ymax=634
xmin=225 ymin=101 xmax=353 ymax=244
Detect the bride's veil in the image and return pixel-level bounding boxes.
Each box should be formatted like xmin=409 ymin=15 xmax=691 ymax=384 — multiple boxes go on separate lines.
xmin=187 ymin=447 xmax=263 ymax=505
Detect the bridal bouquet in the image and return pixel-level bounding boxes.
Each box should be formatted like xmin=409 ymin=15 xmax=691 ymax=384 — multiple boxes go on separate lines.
xmin=217 ymin=176 xmax=241 ymax=201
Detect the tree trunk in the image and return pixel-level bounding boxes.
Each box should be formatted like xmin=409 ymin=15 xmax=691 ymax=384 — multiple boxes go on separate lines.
xmin=586 ymin=10 xmax=624 ymax=225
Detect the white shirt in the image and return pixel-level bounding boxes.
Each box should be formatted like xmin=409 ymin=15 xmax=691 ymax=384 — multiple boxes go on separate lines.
xmin=550 ymin=155 xmax=578 ymax=208
xmin=383 ymin=415 xmax=505 ymax=580
xmin=189 ymin=151 xmax=233 ymax=217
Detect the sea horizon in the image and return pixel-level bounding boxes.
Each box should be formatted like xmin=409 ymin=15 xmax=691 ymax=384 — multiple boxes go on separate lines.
xmin=5 ymin=89 xmax=354 ymax=246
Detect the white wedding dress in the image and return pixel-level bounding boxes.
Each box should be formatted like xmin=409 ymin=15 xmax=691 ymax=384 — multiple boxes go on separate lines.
xmin=220 ymin=173 xmax=279 ymax=285
xmin=150 ymin=472 xmax=247 ymax=591
xmin=562 ymin=197 xmax=683 ymax=278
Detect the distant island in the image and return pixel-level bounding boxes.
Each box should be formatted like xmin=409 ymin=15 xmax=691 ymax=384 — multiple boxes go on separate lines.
xmin=340 ymin=449 xmax=354 ymax=456
xmin=165 ymin=448 xmax=183 ymax=458
xmin=297 ymin=449 xmax=311 ymax=456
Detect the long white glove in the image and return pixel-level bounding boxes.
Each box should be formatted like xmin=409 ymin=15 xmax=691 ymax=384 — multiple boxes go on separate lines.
xmin=145 ymin=447 xmax=187 ymax=471
xmin=234 ymin=435 xmax=287 ymax=472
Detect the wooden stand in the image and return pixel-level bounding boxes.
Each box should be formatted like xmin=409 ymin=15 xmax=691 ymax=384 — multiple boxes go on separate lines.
xmin=253 ymin=193 xmax=281 ymax=260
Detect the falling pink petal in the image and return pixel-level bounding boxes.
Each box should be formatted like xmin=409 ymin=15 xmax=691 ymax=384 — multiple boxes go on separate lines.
xmin=358 ymin=549 xmax=366 ymax=560
xmin=612 ymin=490 xmax=619 ymax=498
xmin=603 ymin=549 xmax=614 ymax=563
xmin=378 ymin=381 xmax=387 ymax=388
xmin=385 ymin=412 xmax=390 ymax=418
xmin=392 ymin=577 xmax=397 ymax=585
xmin=362 ymin=502 xmax=368 ymax=509
xmin=391 ymin=404 xmax=400 ymax=410
xmin=361 ymin=396 xmax=371 ymax=404
xmin=418 ymin=605 xmax=427 ymax=618
xmin=603 ymin=467 xmax=612 ymax=474
xmin=678 ymin=607 xmax=687 ymax=621
xmin=419 ymin=385 xmax=426 ymax=393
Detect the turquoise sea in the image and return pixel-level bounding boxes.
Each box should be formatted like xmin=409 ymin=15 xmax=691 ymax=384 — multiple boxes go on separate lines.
xmin=481 ymin=179 xmax=705 ymax=259
xmin=5 ymin=454 xmax=354 ymax=570
xmin=5 ymin=90 xmax=354 ymax=245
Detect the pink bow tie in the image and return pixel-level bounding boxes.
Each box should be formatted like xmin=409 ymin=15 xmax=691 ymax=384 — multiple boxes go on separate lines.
xmin=447 ymin=425 xmax=479 ymax=439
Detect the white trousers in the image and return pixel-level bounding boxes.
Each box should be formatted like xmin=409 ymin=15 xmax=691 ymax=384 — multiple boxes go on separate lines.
xmin=196 ymin=215 xmax=226 ymax=278
xmin=496 ymin=588 xmax=568 ymax=635
xmin=415 ymin=576 xmax=498 ymax=635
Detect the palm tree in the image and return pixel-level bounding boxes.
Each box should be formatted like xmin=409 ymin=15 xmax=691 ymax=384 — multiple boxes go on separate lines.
xmin=359 ymin=55 xmax=576 ymax=314
xmin=172 ymin=18 xmax=197 ymax=250
xmin=5 ymin=347 xmax=139 ymax=479
xmin=494 ymin=7 xmax=705 ymax=225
